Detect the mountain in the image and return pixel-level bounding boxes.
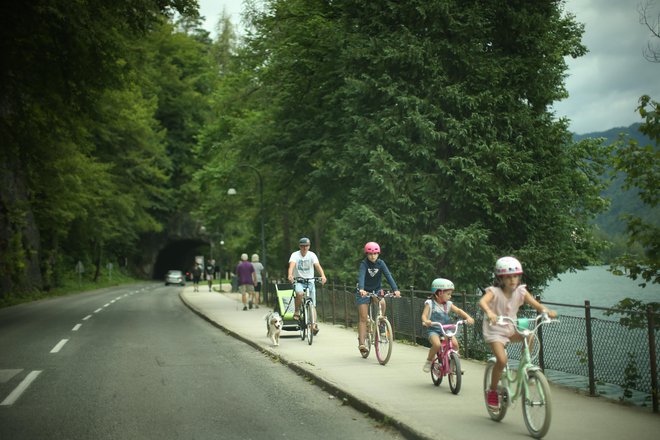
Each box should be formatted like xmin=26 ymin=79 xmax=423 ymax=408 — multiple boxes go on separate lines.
xmin=573 ymin=123 xmax=659 ymax=237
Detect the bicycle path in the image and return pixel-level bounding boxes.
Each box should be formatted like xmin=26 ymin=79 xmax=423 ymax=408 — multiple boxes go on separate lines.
xmin=179 ymin=287 xmax=660 ymax=440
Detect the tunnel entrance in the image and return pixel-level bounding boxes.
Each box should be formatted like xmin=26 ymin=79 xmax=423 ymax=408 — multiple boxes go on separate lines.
xmin=153 ymin=238 xmax=209 ymax=280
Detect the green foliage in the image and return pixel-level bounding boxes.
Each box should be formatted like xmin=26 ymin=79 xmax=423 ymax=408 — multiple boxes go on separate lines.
xmin=0 ymin=0 xmax=209 ymax=296
xmin=206 ymin=0 xmax=607 ymax=291
xmin=621 ymin=352 xmax=641 ymax=401
xmin=609 ymin=96 xmax=660 ymax=287
xmin=603 ymin=297 xmax=660 ymax=330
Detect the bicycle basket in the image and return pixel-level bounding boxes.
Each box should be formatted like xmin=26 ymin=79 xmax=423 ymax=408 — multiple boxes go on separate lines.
xmin=517 ymin=318 xmax=531 ymax=331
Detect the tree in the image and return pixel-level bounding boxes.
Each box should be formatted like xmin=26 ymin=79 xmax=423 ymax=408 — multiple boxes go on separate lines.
xmin=201 ymin=0 xmax=608 ymax=291
xmin=639 ymin=0 xmax=660 ymax=62
xmin=0 ymin=0 xmax=199 ymax=298
xmin=609 ymin=95 xmax=660 ymax=286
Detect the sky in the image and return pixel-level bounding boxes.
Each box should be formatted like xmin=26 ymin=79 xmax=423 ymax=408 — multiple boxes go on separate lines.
xmin=197 ymin=0 xmax=660 ymax=135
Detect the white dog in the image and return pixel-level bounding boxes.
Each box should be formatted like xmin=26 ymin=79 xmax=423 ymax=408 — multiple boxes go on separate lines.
xmin=265 ymin=311 xmax=283 ymax=346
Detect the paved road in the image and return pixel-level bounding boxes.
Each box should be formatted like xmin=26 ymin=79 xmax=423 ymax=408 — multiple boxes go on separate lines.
xmin=0 ymin=283 xmax=404 ymax=439
xmin=181 ymin=287 xmax=660 ymax=440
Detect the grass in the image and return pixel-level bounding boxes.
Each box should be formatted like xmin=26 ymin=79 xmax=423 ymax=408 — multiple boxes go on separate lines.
xmin=0 ymin=269 xmax=145 ymax=309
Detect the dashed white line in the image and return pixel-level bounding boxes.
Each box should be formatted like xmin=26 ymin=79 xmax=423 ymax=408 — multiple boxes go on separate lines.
xmin=72 ymin=324 xmax=82 ymax=331
xmin=103 ymin=303 xmax=110 ymax=308
xmin=82 ymin=314 xmax=92 ymax=321
xmin=50 ymin=339 xmax=69 ymax=353
xmin=0 ymin=370 xmax=42 ymax=406
xmin=94 ymin=308 xmax=103 ymax=313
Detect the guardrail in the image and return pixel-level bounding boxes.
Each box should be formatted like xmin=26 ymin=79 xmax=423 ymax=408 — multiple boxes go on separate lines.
xmin=267 ymin=280 xmax=659 ymax=412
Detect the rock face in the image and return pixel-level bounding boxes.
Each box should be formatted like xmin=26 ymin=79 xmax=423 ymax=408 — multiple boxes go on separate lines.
xmin=0 ymin=161 xmax=44 ymax=299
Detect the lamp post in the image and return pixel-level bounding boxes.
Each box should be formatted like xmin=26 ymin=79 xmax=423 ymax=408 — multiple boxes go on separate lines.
xmin=227 ymin=164 xmax=268 ymax=303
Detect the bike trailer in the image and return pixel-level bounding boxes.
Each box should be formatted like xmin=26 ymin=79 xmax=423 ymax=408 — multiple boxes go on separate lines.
xmin=275 ymin=283 xmax=299 ymax=331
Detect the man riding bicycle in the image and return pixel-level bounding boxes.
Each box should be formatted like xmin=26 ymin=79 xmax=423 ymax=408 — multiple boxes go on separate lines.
xmin=287 ymin=237 xmax=327 ymax=335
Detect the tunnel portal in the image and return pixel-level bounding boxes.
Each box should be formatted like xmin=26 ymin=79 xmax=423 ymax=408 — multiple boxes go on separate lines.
xmin=152 ymin=238 xmax=209 ymax=280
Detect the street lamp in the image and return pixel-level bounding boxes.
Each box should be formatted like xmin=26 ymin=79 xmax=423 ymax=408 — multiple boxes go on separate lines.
xmin=227 ymin=164 xmax=268 ymax=303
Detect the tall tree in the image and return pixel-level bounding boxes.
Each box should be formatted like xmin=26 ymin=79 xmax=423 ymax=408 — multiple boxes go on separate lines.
xmin=221 ymin=0 xmax=607 ymax=290
xmin=0 ymin=0 xmax=199 ymax=297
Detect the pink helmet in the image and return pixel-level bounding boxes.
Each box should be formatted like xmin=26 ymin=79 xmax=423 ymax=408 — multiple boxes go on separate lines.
xmin=364 ymin=242 xmax=381 ymax=254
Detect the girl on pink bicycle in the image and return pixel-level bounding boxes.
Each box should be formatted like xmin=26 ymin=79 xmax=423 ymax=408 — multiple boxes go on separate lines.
xmin=421 ymin=278 xmax=474 ymax=372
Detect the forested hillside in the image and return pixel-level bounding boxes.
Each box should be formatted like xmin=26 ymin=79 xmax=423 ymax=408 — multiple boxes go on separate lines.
xmin=574 ymin=124 xmax=658 ymax=257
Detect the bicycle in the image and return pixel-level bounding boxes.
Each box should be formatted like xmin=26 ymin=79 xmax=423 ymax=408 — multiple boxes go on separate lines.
xmin=483 ymin=312 xmax=558 ymax=438
xmin=294 ymin=277 xmax=322 ymax=346
xmin=360 ymin=290 xmax=395 ymax=365
xmin=427 ymin=320 xmax=465 ymax=394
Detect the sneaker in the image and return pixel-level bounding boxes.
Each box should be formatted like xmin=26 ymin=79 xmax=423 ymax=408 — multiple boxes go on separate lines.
xmin=423 ymin=360 xmax=432 ymax=373
xmin=487 ymin=389 xmax=499 ymax=408
xmin=255 ymin=304 xmax=259 ymax=309
xmin=379 ymin=322 xmax=386 ymax=337
xmin=248 ymin=300 xmax=253 ymax=310
xmin=243 ymin=306 xmax=248 ymax=311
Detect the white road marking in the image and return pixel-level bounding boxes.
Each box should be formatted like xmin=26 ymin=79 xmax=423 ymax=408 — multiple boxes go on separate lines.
xmin=103 ymin=303 xmax=110 ymax=308
xmin=94 ymin=308 xmax=103 ymax=313
xmin=50 ymin=339 xmax=69 ymax=353
xmin=82 ymin=314 xmax=92 ymax=321
xmin=72 ymin=324 xmax=82 ymax=331
xmin=1 ymin=370 xmax=42 ymax=406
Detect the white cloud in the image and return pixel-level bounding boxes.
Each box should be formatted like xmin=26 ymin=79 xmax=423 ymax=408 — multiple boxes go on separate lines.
xmin=554 ymin=0 xmax=660 ymax=133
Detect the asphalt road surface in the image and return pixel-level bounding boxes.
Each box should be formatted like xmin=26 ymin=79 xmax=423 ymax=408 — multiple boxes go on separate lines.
xmin=0 ymin=283 xmax=403 ymax=439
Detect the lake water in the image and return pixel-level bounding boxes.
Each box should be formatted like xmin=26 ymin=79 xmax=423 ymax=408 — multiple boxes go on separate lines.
xmin=540 ymin=266 xmax=660 ymax=319
xmin=533 ymin=266 xmax=659 ymax=406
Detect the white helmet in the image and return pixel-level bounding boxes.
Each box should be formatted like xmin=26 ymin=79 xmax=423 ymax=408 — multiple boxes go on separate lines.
xmin=495 ymin=257 xmax=523 ymax=276
xmin=431 ymin=278 xmax=454 ymax=293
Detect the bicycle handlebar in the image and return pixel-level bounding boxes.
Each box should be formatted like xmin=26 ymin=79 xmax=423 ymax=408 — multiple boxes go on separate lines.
xmin=364 ymin=290 xmax=397 ymax=298
xmin=495 ymin=313 xmax=558 ymax=335
xmin=428 ymin=320 xmax=465 ymax=337
xmin=294 ymin=277 xmax=323 ymax=284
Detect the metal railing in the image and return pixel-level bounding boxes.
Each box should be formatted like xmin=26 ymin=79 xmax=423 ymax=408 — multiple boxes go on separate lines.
xmin=267 ymin=280 xmax=659 ymax=412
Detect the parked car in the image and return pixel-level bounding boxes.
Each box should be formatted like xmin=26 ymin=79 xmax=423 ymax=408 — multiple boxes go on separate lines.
xmin=165 ymin=270 xmax=185 ymax=286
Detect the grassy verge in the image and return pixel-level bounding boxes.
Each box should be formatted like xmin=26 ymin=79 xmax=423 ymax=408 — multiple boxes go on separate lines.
xmin=0 ymin=270 xmax=146 ymax=309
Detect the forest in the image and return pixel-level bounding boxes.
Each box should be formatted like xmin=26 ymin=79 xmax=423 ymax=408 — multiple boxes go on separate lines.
xmin=1 ymin=0 xmax=657 ymax=303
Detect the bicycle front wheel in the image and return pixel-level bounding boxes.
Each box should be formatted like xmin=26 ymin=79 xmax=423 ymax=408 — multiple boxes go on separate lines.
xmin=430 ymin=354 xmax=443 ymax=386
xmin=483 ymin=360 xmax=507 ymax=421
xmin=374 ymin=318 xmax=393 ymax=365
xmin=523 ymin=370 xmax=552 ymax=438
xmin=305 ymin=300 xmax=314 ymax=346
xmin=448 ymin=352 xmax=462 ymax=394
xmin=299 ymin=310 xmax=306 ymax=341
xmin=361 ymin=321 xmax=372 ymax=359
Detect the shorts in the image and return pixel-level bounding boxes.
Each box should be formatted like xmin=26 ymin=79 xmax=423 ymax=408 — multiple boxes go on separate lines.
xmin=238 ymin=284 xmax=255 ymax=294
xmin=355 ymin=288 xmax=382 ymax=305
xmin=255 ymin=282 xmax=262 ymax=293
xmin=294 ymin=281 xmax=316 ymax=305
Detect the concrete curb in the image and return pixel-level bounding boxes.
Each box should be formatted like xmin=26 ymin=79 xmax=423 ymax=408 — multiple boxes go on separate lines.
xmin=179 ymin=291 xmax=431 ymax=440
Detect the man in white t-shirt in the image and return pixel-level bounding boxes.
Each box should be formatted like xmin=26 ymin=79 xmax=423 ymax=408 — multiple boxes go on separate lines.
xmin=287 ymin=237 xmax=327 ymax=334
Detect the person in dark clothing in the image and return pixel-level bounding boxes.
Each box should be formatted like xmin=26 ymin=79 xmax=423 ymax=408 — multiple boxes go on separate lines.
xmin=205 ymin=260 xmax=215 ymax=292
xmin=192 ymin=264 xmax=202 ymax=292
